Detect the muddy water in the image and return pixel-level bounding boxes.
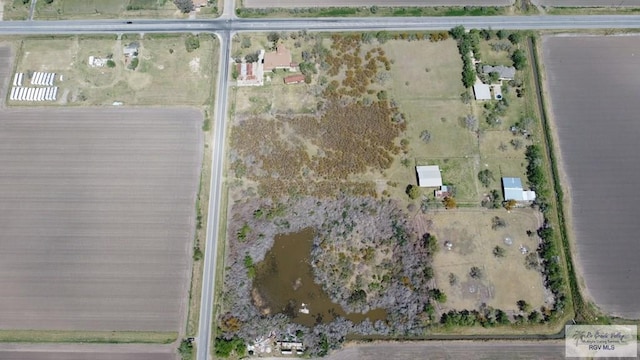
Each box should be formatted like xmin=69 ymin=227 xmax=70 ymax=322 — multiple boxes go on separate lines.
xmin=254 ymin=228 xmax=386 ymax=327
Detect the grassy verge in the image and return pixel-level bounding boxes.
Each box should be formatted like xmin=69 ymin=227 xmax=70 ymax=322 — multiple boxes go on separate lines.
xmin=528 ymin=35 xmax=599 ymax=324
xmin=236 ymin=5 xmax=507 ymax=18
xmin=0 ymin=330 xmax=177 ymax=343
xmin=33 ymin=0 xmax=181 ymax=19
xmin=546 ymin=6 xmax=640 ymax=15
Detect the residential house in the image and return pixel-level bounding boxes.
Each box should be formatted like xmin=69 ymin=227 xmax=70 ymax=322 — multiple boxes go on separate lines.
xmin=123 ymin=42 xmax=139 ymax=58
xmin=482 ymin=65 xmax=516 ymax=81
xmin=263 ymin=44 xmax=298 ymax=72
xmin=237 ymin=50 xmax=265 ymax=87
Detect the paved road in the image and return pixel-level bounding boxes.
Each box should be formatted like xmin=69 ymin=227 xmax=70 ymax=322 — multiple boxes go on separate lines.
xmin=2 ymin=15 xmax=640 ymax=34
xmin=1 ymin=13 xmax=640 ymax=360
xmin=196 ymin=29 xmax=231 ymax=360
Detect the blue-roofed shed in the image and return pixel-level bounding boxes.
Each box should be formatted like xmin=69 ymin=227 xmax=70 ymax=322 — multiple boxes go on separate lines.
xmin=502 ymin=177 xmax=524 ymax=201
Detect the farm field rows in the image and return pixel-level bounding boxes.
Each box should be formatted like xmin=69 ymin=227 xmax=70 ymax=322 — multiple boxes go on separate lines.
xmin=542 ymin=35 xmax=640 ymax=319
xmin=0 ymin=108 xmax=203 ymax=331
xmin=242 ymin=0 xmax=514 ymax=8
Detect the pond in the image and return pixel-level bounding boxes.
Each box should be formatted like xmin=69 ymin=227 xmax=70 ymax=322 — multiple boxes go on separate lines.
xmin=253 ymin=228 xmax=386 ymax=328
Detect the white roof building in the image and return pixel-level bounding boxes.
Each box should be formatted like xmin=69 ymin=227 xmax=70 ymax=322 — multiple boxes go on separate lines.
xmin=502 ymin=177 xmax=536 ymax=201
xmin=473 ymin=83 xmax=492 ymax=100
xmin=416 ymin=166 xmax=443 ymax=188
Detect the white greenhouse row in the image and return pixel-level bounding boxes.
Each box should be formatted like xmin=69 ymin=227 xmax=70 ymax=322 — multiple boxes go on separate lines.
xmin=9 ymin=87 xmax=58 ymax=102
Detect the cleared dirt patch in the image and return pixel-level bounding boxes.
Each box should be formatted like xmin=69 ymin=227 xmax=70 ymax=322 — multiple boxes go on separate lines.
xmin=0 ymin=108 xmax=203 ymax=331
xmin=542 ymin=35 xmax=640 ymax=319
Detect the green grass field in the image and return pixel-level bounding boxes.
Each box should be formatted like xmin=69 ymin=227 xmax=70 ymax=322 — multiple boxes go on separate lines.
xmin=34 ymin=0 xmax=179 ymax=19
xmin=3 ymin=0 xmax=30 ymax=20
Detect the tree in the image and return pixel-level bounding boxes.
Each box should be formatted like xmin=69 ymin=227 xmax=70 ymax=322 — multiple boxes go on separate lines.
xmin=178 ymin=339 xmax=194 ymax=360
xmin=470 ymin=266 xmax=483 ymax=279
xmin=496 ymin=29 xmax=508 ymax=40
xmin=420 ymin=129 xmax=431 ymax=143
xmin=504 ymin=199 xmax=517 ymax=211
xmin=464 ymin=114 xmax=477 ymax=130
xmin=185 ymin=35 xmax=200 ymax=52
xmin=477 ymin=169 xmax=494 ymax=187
xmin=240 ymin=36 xmax=252 ymax=49
xmin=128 ymin=57 xmax=139 ymax=70
xmin=491 ymin=216 xmax=506 ymax=230
xmin=493 ymin=246 xmax=506 ymax=258
xmin=443 ymin=196 xmax=457 ymax=209
xmin=429 ymin=288 xmax=447 ymax=303
xmin=460 ymin=91 xmax=472 ymax=104
xmin=450 ymin=25 xmax=466 ymax=40
xmin=267 ymin=32 xmax=280 ymax=44
xmin=406 ymin=184 xmax=421 ymax=200
xmin=376 ymin=90 xmax=388 ymax=101
xmin=173 ymin=0 xmax=194 ymax=13
xmin=421 ymin=233 xmax=438 ymax=254
xmin=106 ymin=59 xmax=115 ymax=68
xmin=449 ymin=273 xmax=458 ymax=286
xmin=528 ymin=310 xmax=541 ymax=323
xmin=508 ymin=32 xmax=522 ymax=44
xmin=512 ymin=49 xmax=527 ymax=70
xmin=488 ymin=71 xmax=500 ymax=83
xmin=517 ymin=300 xmax=531 ymax=312
xmin=375 ymin=31 xmax=391 ymax=44
xmin=44 ymin=0 xmax=54 ymax=4
xmin=245 ymin=51 xmax=260 ymax=63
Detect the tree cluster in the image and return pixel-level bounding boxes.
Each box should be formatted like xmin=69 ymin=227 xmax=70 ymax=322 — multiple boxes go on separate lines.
xmin=173 ymin=0 xmax=194 ymax=13
xmin=450 ymin=26 xmax=480 ymax=88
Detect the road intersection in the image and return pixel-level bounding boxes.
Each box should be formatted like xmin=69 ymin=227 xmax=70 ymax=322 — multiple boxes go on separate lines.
xmin=2 ymin=10 xmax=640 ymax=360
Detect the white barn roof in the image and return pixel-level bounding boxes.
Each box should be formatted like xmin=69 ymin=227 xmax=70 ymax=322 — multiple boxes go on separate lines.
xmin=473 ymin=83 xmax=491 ymax=100
xmin=416 ymin=166 xmax=443 ymax=188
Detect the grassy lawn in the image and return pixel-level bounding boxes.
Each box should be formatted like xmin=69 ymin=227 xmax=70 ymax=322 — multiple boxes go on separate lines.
xmin=186 ymin=110 xmax=215 ymax=338
xmin=0 ymin=330 xmax=177 ymax=343
xmin=34 ymin=0 xmax=182 ymax=19
xmin=13 ymin=34 xmax=217 ymax=106
xmin=429 ymin=209 xmax=546 ymax=312
xmin=3 ymin=0 xmax=30 ymax=20
xmin=236 ymin=5 xmax=508 ymax=18
xmin=546 ymin=6 xmax=640 ymax=15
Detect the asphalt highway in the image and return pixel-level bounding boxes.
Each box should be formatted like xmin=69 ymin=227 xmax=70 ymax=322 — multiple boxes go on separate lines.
xmin=2 ymin=12 xmax=640 ymax=360
xmin=2 ymin=15 xmax=640 ymax=34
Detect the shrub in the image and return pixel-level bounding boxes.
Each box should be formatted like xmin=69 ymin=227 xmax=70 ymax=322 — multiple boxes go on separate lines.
xmin=406 ymin=184 xmax=421 ymax=200
xmin=185 ymin=35 xmax=200 ymax=52
xmin=128 ymin=57 xmax=139 ymax=70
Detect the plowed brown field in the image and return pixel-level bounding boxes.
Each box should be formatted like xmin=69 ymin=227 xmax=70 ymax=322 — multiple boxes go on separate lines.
xmin=0 ymin=108 xmax=203 ymax=331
